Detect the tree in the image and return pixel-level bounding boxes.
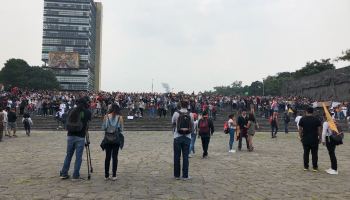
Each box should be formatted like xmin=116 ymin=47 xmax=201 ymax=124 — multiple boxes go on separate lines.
xmin=249 ymin=81 xmax=263 ymax=96
xmin=293 ymin=59 xmax=335 ymax=79
xmin=337 ymin=49 xmax=350 ymax=62
xmin=0 ymin=58 xmax=60 ymax=90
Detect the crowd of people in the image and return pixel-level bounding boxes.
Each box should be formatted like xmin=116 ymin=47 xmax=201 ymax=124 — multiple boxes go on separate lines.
xmin=0 ymin=88 xmax=349 ymax=181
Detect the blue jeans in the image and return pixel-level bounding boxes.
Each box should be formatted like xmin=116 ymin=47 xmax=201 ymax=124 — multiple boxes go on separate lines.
xmin=229 ymin=128 xmax=235 ymax=150
xmin=174 ymin=136 xmax=191 ymax=178
xmin=189 ymin=133 xmax=197 ymax=154
xmin=60 ymin=136 xmax=85 ymax=178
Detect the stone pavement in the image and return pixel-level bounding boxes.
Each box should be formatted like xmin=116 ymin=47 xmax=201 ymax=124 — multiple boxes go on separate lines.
xmin=0 ymin=131 xmax=349 ymax=200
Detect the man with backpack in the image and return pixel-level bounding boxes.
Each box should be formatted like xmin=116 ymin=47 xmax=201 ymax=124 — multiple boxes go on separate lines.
xmin=171 ymin=100 xmax=194 ymax=180
xmin=198 ymin=110 xmax=215 ymax=158
xmin=60 ymin=97 xmax=91 ymax=181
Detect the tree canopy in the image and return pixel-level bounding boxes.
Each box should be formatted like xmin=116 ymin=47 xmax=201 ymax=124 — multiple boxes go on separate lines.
xmin=0 ymin=58 xmax=60 ymax=90
xmin=337 ymin=49 xmax=350 ymax=62
xmin=210 ymin=57 xmax=337 ymax=96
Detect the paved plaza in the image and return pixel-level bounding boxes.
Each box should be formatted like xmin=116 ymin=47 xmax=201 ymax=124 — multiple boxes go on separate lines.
xmin=0 ymin=131 xmax=349 ymax=200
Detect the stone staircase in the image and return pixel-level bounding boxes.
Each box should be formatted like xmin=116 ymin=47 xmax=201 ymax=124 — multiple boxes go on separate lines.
xmin=16 ymin=110 xmax=349 ymax=133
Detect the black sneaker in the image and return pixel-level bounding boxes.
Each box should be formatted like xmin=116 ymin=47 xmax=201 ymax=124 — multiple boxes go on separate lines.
xmin=60 ymin=174 xmax=70 ymax=180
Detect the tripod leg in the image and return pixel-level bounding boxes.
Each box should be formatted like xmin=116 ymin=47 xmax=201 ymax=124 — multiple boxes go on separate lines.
xmin=87 ymin=145 xmax=93 ymax=173
xmin=85 ymin=144 xmax=91 ymax=180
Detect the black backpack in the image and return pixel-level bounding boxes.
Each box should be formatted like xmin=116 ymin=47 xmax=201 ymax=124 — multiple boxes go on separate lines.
xmin=66 ymin=109 xmax=84 ymax=132
xmin=177 ymin=111 xmax=192 ymax=135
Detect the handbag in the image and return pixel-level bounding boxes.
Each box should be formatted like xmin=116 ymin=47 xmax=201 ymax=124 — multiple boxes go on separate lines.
xmin=330 ymin=131 xmax=344 ymax=145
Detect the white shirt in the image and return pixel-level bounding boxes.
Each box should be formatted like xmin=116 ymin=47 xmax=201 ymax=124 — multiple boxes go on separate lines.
xmin=322 ymin=121 xmax=332 ymax=143
xmin=2 ymin=110 xmax=8 ymax=123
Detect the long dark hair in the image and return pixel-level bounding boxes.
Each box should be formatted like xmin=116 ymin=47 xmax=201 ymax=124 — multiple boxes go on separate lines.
xmin=110 ymin=103 xmax=121 ymax=116
xmin=248 ymin=113 xmax=256 ymax=123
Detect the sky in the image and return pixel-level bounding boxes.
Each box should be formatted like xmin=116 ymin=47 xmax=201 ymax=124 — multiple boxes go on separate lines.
xmin=0 ymin=0 xmax=350 ymax=93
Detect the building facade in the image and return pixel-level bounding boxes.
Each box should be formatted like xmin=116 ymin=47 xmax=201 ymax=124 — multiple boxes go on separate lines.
xmin=42 ymin=0 xmax=102 ymax=91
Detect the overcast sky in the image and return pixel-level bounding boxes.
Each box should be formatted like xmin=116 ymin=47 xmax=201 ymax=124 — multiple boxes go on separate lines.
xmin=0 ymin=0 xmax=349 ymax=93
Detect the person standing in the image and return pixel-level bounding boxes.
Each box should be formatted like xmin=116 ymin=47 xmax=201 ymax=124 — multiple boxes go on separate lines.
xmin=237 ymin=109 xmax=249 ymax=151
xmin=247 ymin=113 xmax=257 ymax=152
xmin=198 ymin=111 xmax=215 ymax=158
xmin=228 ymin=114 xmax=236 ymax=153
xmin=7 ymin=108 xmax=17 ymax=137
xmin=0 ymin=107 xmax=4 ymax=142
xmin=189 ymin=113 xmax=198 ymax=157
xmin=60 ymin=98 xmax=91 ymax=180
xmin=283 ymin=111 xmax=290 ymax=134
xmin=101 ymin=104 xmax=124 ymax=181
xmin=298 ymin=107 xmax=322 ymax=172
xmin=22 ymin=113 xmax=33 ymax=136
xmin=322 ymin=114 xmax=339 ymax=175
xmin=3 ymin=107 xmax=8 ymax=137
xmin=270 ymin=112 xmax=278 ymax=138
xmin=171 ymin=100 xmax=194 ymax=180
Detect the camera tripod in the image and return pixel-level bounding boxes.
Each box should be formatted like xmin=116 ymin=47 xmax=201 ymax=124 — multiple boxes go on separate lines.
xmin=85 ymin=131 xmax=93 ymax=180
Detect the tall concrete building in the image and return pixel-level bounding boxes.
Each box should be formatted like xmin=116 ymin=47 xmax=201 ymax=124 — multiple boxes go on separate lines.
xmin=42 ymin=0 xmax=102 ymax=91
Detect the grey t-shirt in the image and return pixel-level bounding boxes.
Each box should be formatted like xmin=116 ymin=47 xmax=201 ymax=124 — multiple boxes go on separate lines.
xmin=171 ymin=109 xmax=194 ymax=139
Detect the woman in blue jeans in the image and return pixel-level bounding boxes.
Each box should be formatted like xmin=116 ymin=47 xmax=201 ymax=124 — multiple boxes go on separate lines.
xmin=228 ymin=114 xmax=237 ymax=153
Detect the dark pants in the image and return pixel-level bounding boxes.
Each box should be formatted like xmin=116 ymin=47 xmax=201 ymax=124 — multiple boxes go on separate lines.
xmin=0 ymin=125 xmax=3 ymax=141
xmin=271 ymin=125 xmax=278 ymax=137
xmin=284 ymin=122 xmax=289 ymax=133
xmin=303 ymin=143 xmax=318 ymax=169
xmin=174 ymin=136 xmax=191 ymax=178
xmin=105 ymin=144 xmax=120 ymax=178
xmin=238 ymin=133 xmax=249 ymax=150
xmin=201 ymin=136 xmax=210 ymax=157
xmin=326 ymin=136 xmax=337 ymax=171
xmin=25 ymin=125 xmax=31 ymax=136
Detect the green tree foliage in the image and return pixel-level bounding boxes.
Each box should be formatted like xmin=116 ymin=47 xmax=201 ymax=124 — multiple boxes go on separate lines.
xmin=0 ymin=58 xmax=60 ymax=90
xmin=248 ymin=81 xmax=263 ymax=96
xmin=337 ymin=49 xmax=350 ymax=62
xmin=292 ymin=59 xmax=335 ymax=79
xmin=211 ymin=58 xmax=336 ymax=96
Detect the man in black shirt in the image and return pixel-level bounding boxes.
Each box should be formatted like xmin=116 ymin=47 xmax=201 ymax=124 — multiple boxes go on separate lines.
xmin=237 ymin=109 xmax=249 ymax=151
xmin=60 ymin=97 xmax=91 ymax=180
xmin=298 ymin=107 xmax=322 ymax=171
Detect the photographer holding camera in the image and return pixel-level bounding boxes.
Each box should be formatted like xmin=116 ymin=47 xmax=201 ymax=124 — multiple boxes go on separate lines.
xmin=59 ymin=97 xmax=91 ymax=181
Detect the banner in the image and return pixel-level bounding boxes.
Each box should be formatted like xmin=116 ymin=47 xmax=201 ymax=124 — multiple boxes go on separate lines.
xmin=48 ymin=52 xmax=80 ymax=69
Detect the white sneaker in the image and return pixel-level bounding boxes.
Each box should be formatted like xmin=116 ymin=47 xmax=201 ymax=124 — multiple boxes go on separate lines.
xmin=229 ymin=150 xmax=236 ymax=153
xmin=188 ymin=154 xmax=193 ymax=158
xmin=112 ymin=176 xmax=118 ymax=181
xmin=326 ymin=169 xmax=338 ymax=175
